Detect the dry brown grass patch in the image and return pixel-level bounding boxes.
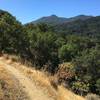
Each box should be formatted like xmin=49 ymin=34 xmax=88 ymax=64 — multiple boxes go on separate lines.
xmin=0 ymin=65 xmax=28 ymax=100
xmin=0 ymin=55 xmax=86 ymax=100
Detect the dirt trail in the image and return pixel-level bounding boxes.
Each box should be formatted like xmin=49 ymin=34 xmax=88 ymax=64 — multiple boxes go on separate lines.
xmin=0 ymin=59 xmax=54 ymax=100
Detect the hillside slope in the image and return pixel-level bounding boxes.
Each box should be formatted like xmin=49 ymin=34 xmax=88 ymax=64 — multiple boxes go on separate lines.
xmin=0 ymin=55 xmax=85 ymax=100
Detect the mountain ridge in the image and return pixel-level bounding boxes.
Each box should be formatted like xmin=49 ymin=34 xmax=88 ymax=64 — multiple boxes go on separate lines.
xmin=32 ymin=14 xmax=93 ymax=25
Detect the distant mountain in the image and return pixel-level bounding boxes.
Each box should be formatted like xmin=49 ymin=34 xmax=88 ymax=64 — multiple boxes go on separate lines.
xmin=32 ymin=15 xmax=93 ymax=25
xmin=28 ymin=14 xmax=100 ymax=36
xmin=26 ymin=14 xmax=100 ymax=36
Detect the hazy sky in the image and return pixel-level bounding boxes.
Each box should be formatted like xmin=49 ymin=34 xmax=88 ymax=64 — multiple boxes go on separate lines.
xmin=0 ymin=0 xmax=100 ymax=24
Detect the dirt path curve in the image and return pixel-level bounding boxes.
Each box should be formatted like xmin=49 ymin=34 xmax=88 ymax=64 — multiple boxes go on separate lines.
xmin=0 ymin=59 xmax=54 ymax=100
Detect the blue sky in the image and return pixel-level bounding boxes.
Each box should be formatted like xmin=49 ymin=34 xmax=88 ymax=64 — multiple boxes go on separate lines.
xmin=0 ymin=0 xmax=100 ymax=24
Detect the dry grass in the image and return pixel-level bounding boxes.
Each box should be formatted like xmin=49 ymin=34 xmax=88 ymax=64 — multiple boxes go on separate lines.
xmin=12 ymin=63 xmax=57 ymax=99
xmin=0 ymin=54 xmax=86 ymax=100
xmin=0 ymin=65 xmax=28 ymax=100
xmin=57 ymin=86 xmax=85 ymax=100
xmin=85 ymin=94 xmax=100 ymax=100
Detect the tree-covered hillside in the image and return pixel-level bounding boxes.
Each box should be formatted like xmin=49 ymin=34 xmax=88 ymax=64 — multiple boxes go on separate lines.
xmin=54 ymin=16 xmax=100 ymax=36
xmin=0 ymin=10 xmax=100 ymax=96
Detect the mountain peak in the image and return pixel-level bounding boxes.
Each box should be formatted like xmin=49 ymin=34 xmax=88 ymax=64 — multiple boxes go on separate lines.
xmin=50 ymin=15 xmax=58 ymax=17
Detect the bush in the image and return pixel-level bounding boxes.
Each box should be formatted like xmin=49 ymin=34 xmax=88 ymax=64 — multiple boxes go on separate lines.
xmin=58 ymin=43 xmax=78 ymax=62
